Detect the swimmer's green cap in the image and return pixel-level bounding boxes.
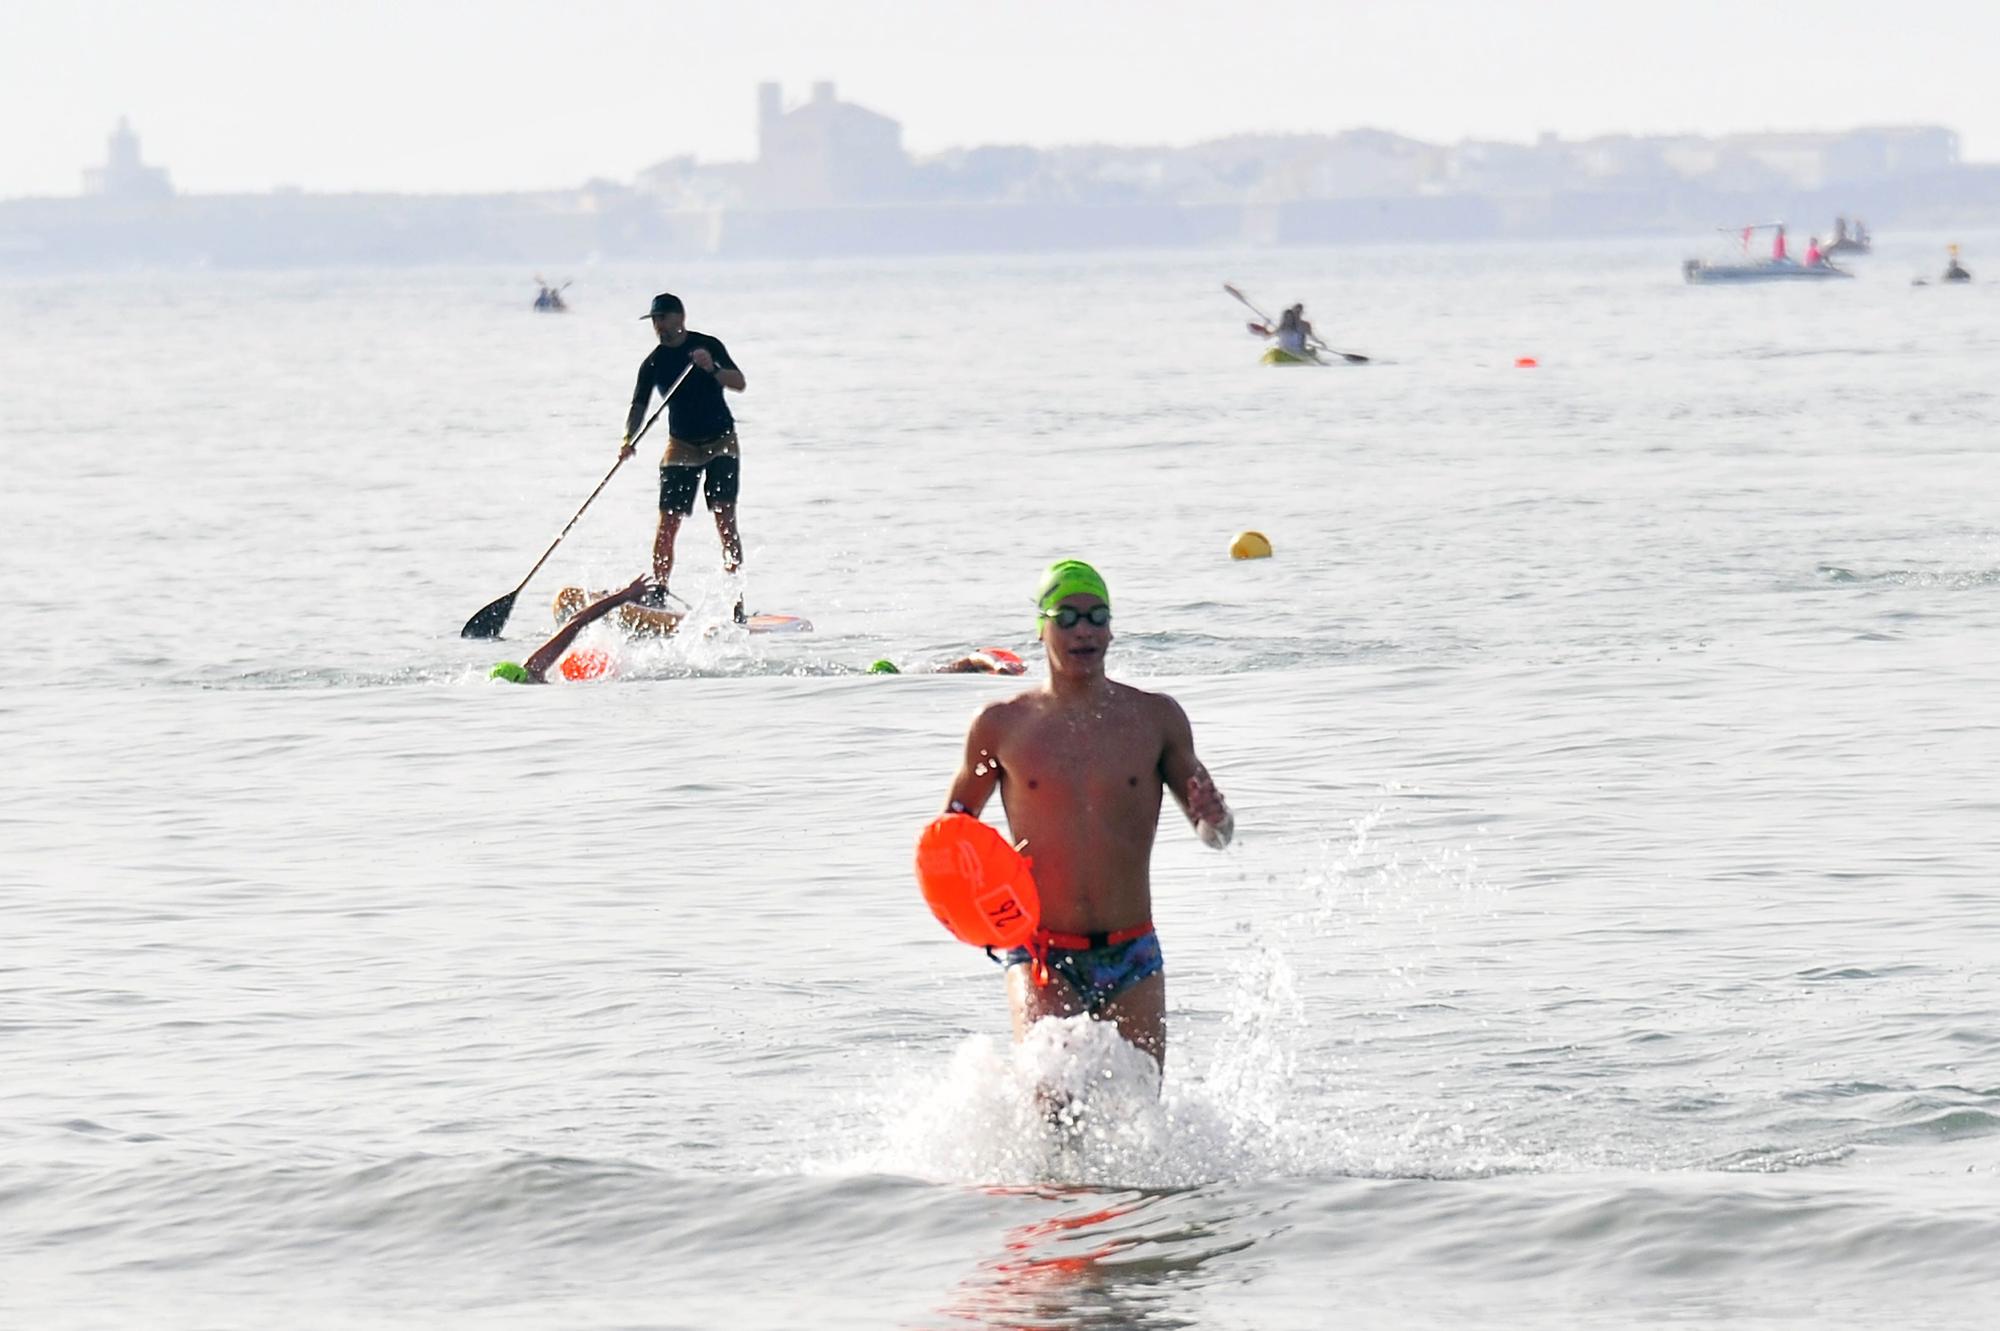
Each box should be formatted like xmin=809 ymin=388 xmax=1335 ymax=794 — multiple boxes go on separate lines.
xmin=868 ymin=659 xmax=900 ymax=674
xmin=1034 ymin=559 xmax=1110 ymax=632
xmin=489 ymin=661 xmax=530 ymax=684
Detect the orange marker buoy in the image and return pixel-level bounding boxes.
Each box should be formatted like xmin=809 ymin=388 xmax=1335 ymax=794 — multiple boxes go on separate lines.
xmin=968 ymin=647 xmax=1027 ymax=676
xmin=558 ymin=647 xmax=614 ymax=681
xmin=1515 ymin=356 xmax=1539 ymax=368
xmin=914 ymin=813 xmax=1039 ymax=948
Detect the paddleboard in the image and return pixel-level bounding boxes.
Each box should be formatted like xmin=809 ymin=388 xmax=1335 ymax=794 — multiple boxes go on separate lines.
xmin=553 ymin=586 xmax=813 ymax=637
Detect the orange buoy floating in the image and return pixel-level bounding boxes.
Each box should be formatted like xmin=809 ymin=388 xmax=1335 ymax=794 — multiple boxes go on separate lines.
xmin=1515 ymin=356 xmax=1539 ymax=369
xmin=914 ymin=813 xmax=1039 ymax=948
xmin=558 ymin=647 xmax=614 ymax=681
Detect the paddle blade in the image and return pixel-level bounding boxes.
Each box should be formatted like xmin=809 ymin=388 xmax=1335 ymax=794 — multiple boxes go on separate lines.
xmin=1337 ymin=352 xmax=1369 ymax=364
xmin=460 ymin=591 xmax=518 ymax=639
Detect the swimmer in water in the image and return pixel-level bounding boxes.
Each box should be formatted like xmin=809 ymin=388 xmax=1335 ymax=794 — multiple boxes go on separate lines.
xmin=491 ymin=576 xmax=650 ymax=683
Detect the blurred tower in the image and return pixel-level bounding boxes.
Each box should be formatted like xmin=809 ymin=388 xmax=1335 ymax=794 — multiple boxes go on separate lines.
xmin=83 ymin=118 xmax=173 ymax=199
xmin=751 ymin=81 xmax=909 ymax=207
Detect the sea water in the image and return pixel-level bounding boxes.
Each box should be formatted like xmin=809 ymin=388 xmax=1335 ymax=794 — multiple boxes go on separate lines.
xmin=2 ymin=234 xmax=1998 ymax=1328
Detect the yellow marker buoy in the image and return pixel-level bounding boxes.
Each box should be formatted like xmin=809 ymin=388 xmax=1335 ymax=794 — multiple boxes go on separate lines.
xmin=1229 ymin=531 xmax=1273 ymax=560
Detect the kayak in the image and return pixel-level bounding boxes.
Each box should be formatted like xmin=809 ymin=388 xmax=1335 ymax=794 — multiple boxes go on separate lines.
xmin=1262 ymin=346 xmax=1320 ymax=366
xmin=1262 ymin=344 xmax=1370 ymax=366
xmin=1267 ymin=346 xmax=1355 ymax=366
xmin=553 ymin=586 xmax=812 ymax=637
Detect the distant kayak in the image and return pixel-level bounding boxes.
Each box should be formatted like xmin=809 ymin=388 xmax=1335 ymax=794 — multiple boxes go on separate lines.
xmin=1261 ymin=346 xmax=1365 ymax=366
xmin=1262 ymin=346 xmax=1318 ymax=366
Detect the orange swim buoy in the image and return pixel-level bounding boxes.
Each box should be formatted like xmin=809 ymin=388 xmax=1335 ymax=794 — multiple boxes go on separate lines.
xmin=969 ymin=647 xmax=1027 ymax=676
xmin=558 ymin=647 xmax=614 ymax=681
xmin=914 ymin=813 xmax=1039 ymax=948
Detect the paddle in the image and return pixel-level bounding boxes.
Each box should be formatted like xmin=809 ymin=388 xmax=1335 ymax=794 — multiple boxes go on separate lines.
xmin=458 ymin=363 xmax=695 ymax=639
xmin=1306 ymin=335 xmax=1368 ymax=365
xmin=1222 ymin=282 xmax=1369 ymax=364
xmin=1222 ymin=282 xmax=1277 ymax=327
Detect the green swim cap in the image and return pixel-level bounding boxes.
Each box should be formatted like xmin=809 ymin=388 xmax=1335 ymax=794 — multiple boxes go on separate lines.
xmin=868 ymin=659 xmax=900 ymax=674
xmin=489 ymin=661 xmax=530 ymax=684
xmin=1034 ymin=559 xmax=1110 ymax=631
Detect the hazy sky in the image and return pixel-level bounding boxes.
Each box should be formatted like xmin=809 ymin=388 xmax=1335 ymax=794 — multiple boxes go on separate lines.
xmin=7 ymin=0 xmax=1996 ymax=198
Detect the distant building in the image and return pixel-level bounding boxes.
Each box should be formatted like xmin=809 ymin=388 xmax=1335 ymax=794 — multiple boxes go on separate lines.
xmin=751 ymin=81 xmax=910 ymax=207
xmin=1822 ymin=126 xmax=1960 ymax=181
xmin=82 ymin=119 xmax=172 ymax=200
xmin=1221 ymin=130 xmax=1439 ymax=202
xmin=1446 ymin=137 xmax=1576 ymax=194
xmin=1716 ymin=126 xmax=1959 ymax=191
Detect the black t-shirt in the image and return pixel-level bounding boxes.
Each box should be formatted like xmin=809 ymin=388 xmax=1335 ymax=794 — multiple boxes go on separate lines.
xmin=627 ymin=332 xmax=738 ymax=441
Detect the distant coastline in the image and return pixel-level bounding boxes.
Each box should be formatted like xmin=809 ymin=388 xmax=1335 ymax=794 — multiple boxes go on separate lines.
xmin=6 ymin=92 xmax=1998 ymax=271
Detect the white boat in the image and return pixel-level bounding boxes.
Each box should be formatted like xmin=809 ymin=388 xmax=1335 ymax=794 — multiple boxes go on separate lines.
xmin=1683 ymin=257 xmax=1853 ymax=284
xmin=1684 ymin=222 xmax=1853 ymax=284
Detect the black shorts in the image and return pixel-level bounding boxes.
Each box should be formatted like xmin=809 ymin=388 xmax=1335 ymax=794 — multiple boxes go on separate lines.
xmin=658 ymin=455 xmax=741 ymax=515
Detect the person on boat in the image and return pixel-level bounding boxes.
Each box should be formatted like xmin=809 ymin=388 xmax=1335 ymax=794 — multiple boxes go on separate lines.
xmin=1832 ymin=217 xmax=1849 ymax=246
xmin=1772 ymin=225 xmax=1789 ymax=263
xmin=1270 ymin=304 xmax=1321 ymax=359
xmin=938 ymin=560 xmax=1234 ymax=1070
xmin=1944 ymin=246 xmax=1971 ymax=282
xmin=1271 ymin=306 xmax=1309 ymax=355
xmin=619 ymin=292 xmax=748 ymax=622
xmin=1804 ymin=236 xmax=1824 ymax=268
xmin=492 ymin=577 xmax=650 ymax=683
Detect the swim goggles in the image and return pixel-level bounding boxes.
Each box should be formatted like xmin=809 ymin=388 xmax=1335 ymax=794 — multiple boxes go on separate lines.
xmin=1040 ymin=604 xmax=1111 ymax=629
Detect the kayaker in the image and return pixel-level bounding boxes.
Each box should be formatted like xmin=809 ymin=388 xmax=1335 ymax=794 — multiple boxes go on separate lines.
xmin=619 ymin=292 xmax=748 ymax=622
xmin=1274 ymin=305 xmax=1310 ymax=355
xmin=1804 ymin=237 xmax=1824 ymax=268
xmin=1944 ymin=246 xmax=1971 ymax=282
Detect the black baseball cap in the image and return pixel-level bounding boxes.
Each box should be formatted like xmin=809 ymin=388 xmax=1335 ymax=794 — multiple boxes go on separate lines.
xmin=640 ymin=292 xmax=684 ymax=320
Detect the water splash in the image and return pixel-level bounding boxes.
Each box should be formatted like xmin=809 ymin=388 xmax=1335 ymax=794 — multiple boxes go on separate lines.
xmin=836 ymin=1014 xmax=1301 ymax=1190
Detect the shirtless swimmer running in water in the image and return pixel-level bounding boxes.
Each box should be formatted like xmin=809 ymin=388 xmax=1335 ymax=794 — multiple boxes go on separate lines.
xmin=940 ymin=560 xmax=1234 ymax=1068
